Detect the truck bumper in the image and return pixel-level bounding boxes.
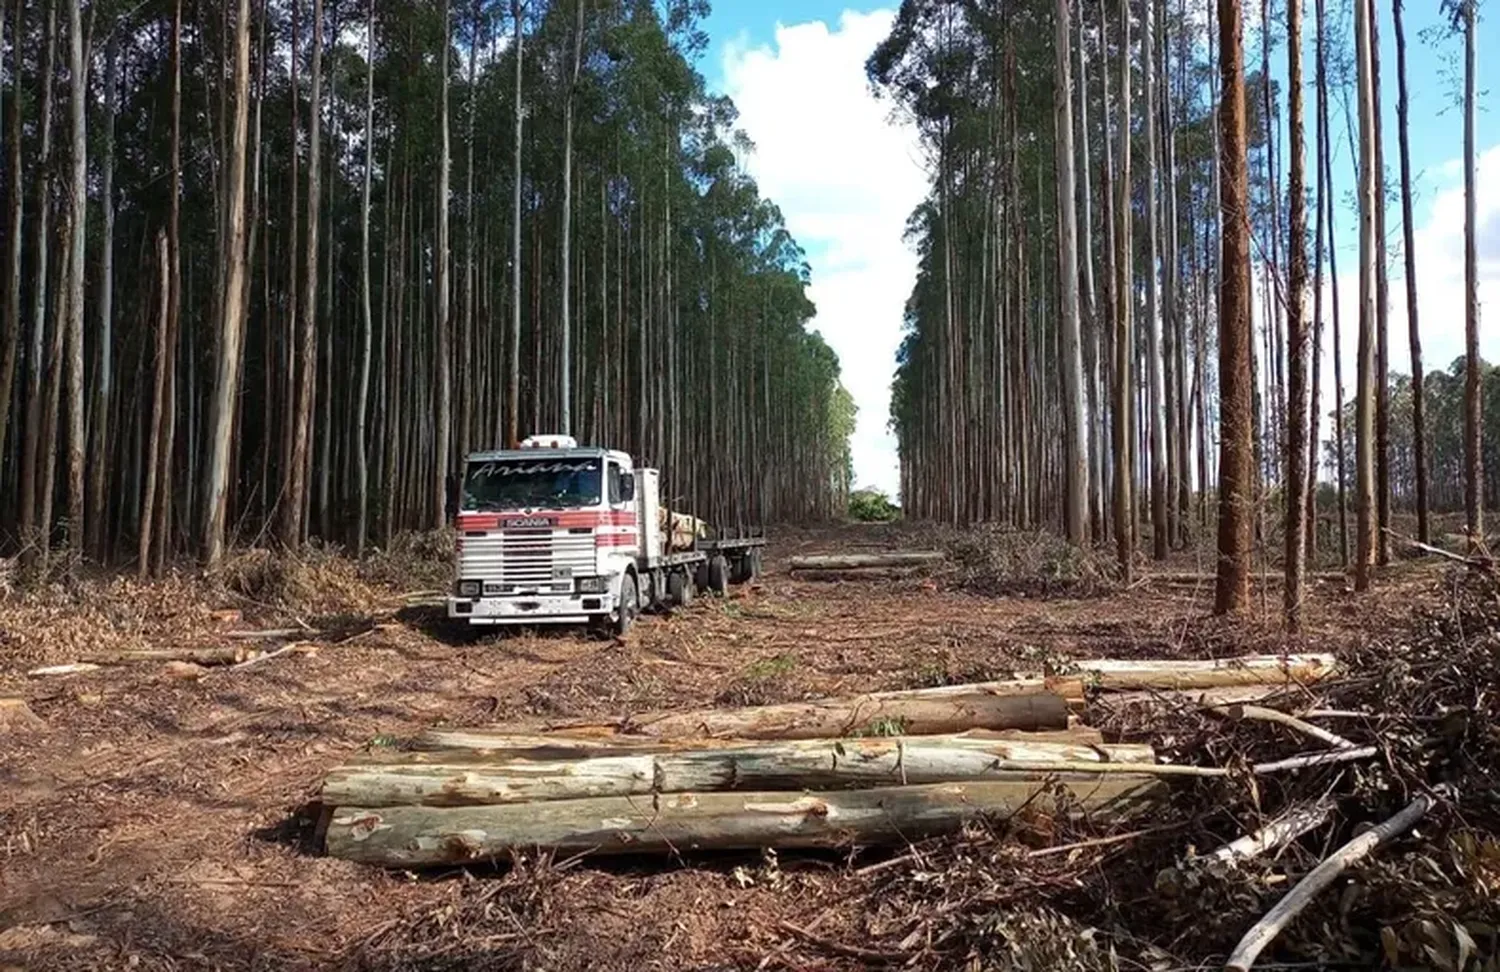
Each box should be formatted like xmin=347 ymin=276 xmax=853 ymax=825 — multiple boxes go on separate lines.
xmin=447 ymin=592 xmax=615 ymax=625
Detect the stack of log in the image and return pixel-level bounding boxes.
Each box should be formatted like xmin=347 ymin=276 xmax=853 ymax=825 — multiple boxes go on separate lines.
xmin=319 ymin=653 xmax=1338 ymax=867
xmin=787 ymin=550 xmax=946 ymax=582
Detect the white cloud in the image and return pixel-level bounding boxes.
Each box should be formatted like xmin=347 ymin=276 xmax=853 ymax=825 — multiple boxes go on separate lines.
xmin=721 ymin=10 xmax=926 ymax=501
xmin=1313 ymin=142 xmax=1500 ymax=462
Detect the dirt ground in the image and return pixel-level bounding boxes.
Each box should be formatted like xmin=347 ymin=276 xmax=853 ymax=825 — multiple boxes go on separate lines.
xmin=0 ymin=525 xmax=1457 ymax=970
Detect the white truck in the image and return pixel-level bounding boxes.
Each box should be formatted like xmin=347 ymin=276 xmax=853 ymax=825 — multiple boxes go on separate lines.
xmin=447 ymin=435 xmax=764 ymax=635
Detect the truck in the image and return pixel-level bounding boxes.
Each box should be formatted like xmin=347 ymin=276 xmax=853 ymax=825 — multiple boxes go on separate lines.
xmin=447 ymin=434 xmax=765 ymax=635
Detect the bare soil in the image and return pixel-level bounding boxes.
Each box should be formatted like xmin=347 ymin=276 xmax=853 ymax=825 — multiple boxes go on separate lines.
xmin=0 ymin=525 xmax=1461 ymax=970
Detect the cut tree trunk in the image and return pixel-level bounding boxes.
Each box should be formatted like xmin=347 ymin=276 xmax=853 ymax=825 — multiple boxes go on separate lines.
xmin=788 ymin=552 xmax=945 ymax=571
xmin=413 ymin=725 xmax=1112 ymax=754
xmin=324 ymin=776 xmax=1166 ymax=865
xmin=794 ymin=568 xmax=922 ymax=583
xmin=322 ymin=735 xmax=1156 ymax=808
xmin=77 ymin=646 xmax=256 ymax=666
xmin=1070 ymin=653 xmax=1337 ymax=690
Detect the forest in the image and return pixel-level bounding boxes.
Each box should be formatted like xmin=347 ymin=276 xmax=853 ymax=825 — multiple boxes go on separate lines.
xmin=873 ymin=0 xmax=1483 ymax=621
xmin=0 ymin=0 xmax=858 ymax=574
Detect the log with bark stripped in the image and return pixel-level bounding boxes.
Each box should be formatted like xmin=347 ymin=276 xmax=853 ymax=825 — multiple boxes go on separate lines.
xmin=414 ymin=724 xmax=1109 ymax=754
xmin=1068 ymin=653 xmax=1338 ymax=691
xmin=324 ymin=776 xmax=1165 ymax=865
xmin=622 ymin=690 xmax=1070 ymax=739
xmin=324 ymin=734 xmax=1157 ymax=807
xmin=788 ymin=551 xmax=946 ymax=571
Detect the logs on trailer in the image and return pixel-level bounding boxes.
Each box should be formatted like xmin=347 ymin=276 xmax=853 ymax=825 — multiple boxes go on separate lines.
xmin=322 ymin=735 xmax=1157 ymax=807
xmin=324 ymin=775 xmax=1166 ymax=866
xmin=788 ymin=551 xmax=946 ymax=571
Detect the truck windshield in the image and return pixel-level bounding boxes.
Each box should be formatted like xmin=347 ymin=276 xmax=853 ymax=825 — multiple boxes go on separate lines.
xmin=461 ymin=458 xmax=603 ymax=512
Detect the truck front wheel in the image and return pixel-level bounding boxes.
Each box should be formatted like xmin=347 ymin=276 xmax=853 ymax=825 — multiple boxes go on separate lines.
xmin=614 ymin=573 xmax=639 ymax=637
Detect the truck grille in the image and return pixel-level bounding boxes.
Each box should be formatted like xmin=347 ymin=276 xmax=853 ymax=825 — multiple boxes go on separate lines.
xmin=460 ymin=529 xmax=596 ymax=594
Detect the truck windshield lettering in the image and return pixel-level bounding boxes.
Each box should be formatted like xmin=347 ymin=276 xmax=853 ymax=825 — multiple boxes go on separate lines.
xmin=462 ymin=458 xmax=602 ymax=512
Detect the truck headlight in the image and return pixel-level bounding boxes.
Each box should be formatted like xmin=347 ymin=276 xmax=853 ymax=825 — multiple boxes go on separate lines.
xmin=576 ymin=576 xmax=608 ymax=594
xmin=457 ymin=579 xmax=481 ymax=597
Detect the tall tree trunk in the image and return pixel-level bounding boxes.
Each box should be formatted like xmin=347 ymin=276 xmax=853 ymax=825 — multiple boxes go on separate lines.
xmin=507 ymin=0 xmax=524 ymax=448
xmin=19 ymin=0 xmax=56 ymax=567
xmin=433 ymin=0 xmax=452 ymax=527
xmin=1142 ymin=0 xmax=1167 ymax=560
xmin=202 ymin=0 xmax=252 ymax=566
xmin=1461 ymin=0 xmax=1481 ymax=549
xmin=1076 ymin=1 xmax=1104 ymax=542
xmin=63 ymin=0 xmax=86 ymax=561
xmin=88 ymin=30 xmax=118 ymax=561
xmin=1112 ymin=0 xmax=1134 ymax=580
xmin=0 ymin=0 xmax=20 ymax=505
xmin=1392 ymin=0 xmax=1427 ymax=546
xmin=356 ymin=0 xmax=375 ymax=555
xmin=559 ymin=0 xmax=583 ymax=436
xmin=1055 ymin=0 xmax=1087 ymax=543
xmin=1369 ymin=0 xmax=1391 ymax=566
xmin=285 ymin=0 xmax=323 ymax=547
xmin=1353 ymin=0 xmax=1377 ymax=590
xmin=153 ymin=0 xmax=183 ymax=572
xmin=1214 ymin=0 xmax=1253 ymax=616
xmin=39 ymin=210 xmax=72 ymax=570
xmin=1284 ymin=0 xmax=1309 ymax=628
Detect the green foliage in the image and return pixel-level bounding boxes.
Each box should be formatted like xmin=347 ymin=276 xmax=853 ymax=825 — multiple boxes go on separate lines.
xmin=848 ymin=487 xmax=900 ymax=522
xmin=742 ymin=653 xmax=798 ymax=680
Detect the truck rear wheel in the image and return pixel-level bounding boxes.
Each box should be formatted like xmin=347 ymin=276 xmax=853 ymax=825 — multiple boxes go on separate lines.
xmin=668 ymin=569 xmax=694 ymax=607
xmin=707 ymin=555 xmax=729 ymax=596
xmin=613 ymin=573 xmax=639 ymax=637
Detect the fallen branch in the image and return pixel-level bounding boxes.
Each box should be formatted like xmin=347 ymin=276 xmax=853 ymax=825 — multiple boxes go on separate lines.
xmin=1209 ymin=799 xmax=1336 ymax=864
xmin=229 ymin=642 xmax=316 ymax=671
xmin=1209 ymin=704 xmax=1357 ymax=750
xmin=224 ymin=628 xmax=308 ymax=640
xmin=777 ymin=920 xmax=907 ymax=964
xmin=793 ymin=568 xmax=920 ymax=583
xmin=79 ymin=646 xmax=255 ymax=666
xmin=1383 ymin=527 xmax=1491 ymax=569
xmin=1224 ymin=791 xmax=1438 ymax=972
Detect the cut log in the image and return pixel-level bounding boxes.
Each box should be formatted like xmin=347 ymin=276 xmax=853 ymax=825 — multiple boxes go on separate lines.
xmin=627 ymin=691 xmax=1070 ymax=740
xmin=1068 ymin=654 xmax=1338 ymax=691
xmin=788 ymin=552 xmax=946 ymax=571
xmin=794 ymin=568 xmax=920 ymax=583
xmin=26 ymin=663 xmax=102 ymax=678
xmin=324 ymin=776 xmax=1166 ymax=866
xmin=79 ymin=646 xmax=254 ymax=666
xmin=414 ymin=725 xmax=1108 ymax=755
xmin=0 ymin=698 xmax=45 ymax=732
xmin=323 ymin=735 xmax=1157 ymax=807
xmin=1091 ymin=685 xmax=1296 ymax=709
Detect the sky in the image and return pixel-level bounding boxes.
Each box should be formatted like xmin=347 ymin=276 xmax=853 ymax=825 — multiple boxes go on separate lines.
xmin=695 ymin=1 xmax=1500 ymax=499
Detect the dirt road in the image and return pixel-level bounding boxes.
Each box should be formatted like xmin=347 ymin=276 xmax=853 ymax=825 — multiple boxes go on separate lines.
xmin=0 ymin=525 xmax=1424 ymax=970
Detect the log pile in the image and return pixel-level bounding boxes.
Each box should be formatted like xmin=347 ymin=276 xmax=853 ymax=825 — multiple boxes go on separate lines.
xmin=319 ymin=653 xmax=1340 ymax=868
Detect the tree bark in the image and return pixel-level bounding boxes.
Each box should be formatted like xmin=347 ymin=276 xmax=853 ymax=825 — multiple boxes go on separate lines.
xmin=1392 ymin=0 xmax=1428 ymax=546
xmin=1055 ymin=0 xmax=1088 ymax=545
xmin=1113 ymin=0 xmax=1135 ymax=580
xmin=1462 ymin=0 xmax=1481 ymax=549
xmin=1142 ymin=0 xmax=1167 ymax=561
xmin=88 ymin=30 xmax=119 ymax=561
xmin=139 ymin=232 xmax=171 ymax=579
xmin=0 ymin=0 xmax=21 ymax=500
xmin=325 ymin=777 xmax=1165 ymax=865
xmin=202 ymin=0 xmax=253 ymax=566
xmin=433 ymin=0 xmax=451 ymax=528
xmin=506 ymin=0 xmax=524 ymax=449
xmin=63 ymin=0 xmax=86 ymax=561
xmin=1214 ymin=0 xmax=1254 ymax=615
xmin=1353 ymin=0 xmax=1377 ymax=589
xmin=1284 ymin=0 xmax=1309 ymax=628
xmin=324 ymin=737 xmax=1156 ymax=809
xmin=356 ymin=0 xmax=375 ymax=555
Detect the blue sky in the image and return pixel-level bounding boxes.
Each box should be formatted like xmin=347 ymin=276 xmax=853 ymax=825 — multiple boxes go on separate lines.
xmin=694 ymin=1 xmax=1500 ymax=497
